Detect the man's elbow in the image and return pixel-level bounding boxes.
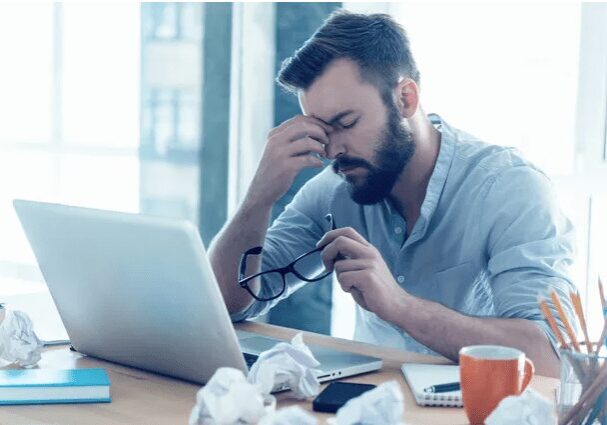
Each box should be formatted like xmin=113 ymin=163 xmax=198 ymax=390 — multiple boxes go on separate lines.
xmin=527 ymin=323 xmax=561 ymax=378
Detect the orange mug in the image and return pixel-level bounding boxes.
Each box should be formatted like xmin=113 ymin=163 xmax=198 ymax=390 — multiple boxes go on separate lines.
xmin=460 ymin=345 xmax=534 ymax=425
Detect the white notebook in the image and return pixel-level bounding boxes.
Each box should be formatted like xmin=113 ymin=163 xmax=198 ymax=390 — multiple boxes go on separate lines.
xmin=401 ymin=363 xmax=463 ymax=407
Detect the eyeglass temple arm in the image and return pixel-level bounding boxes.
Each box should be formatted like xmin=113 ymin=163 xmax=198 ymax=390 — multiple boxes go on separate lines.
xmin=240 ymin=217 xmax=334 ymax=281
xmin=239 ymin=246 xmax=263 ymax=280
xmin=325 ymin=213 xmax=337 ymax=231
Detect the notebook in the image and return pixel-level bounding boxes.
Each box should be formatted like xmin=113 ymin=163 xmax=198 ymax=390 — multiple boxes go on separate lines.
xmin=0 ymin=368 xmax=111 ymax=405
xmin=401 ymin=363 xmax=462 ymax=407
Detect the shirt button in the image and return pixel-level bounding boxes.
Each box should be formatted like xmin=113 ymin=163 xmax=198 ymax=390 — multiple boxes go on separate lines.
xmin=397 ymin=275 xmax=405 ymax=284
xmin=394 ymin=226 xmax=403 ymax=234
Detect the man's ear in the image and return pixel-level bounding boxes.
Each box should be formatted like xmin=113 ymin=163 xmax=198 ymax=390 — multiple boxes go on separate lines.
xmin=394 ymin=78 xmax=419 ymax=119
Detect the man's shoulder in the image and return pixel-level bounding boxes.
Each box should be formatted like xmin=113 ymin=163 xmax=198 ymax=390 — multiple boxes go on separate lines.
xmin=449 ymin=129 xmax=545 ymax=185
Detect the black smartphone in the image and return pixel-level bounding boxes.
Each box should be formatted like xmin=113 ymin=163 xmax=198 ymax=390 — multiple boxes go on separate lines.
xmin=312 ymin=382 xmax=377 ymax=413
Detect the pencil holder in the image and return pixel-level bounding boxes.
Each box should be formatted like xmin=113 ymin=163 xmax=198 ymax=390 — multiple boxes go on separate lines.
xmin=558 ymin=348 xmax=607 ymax=425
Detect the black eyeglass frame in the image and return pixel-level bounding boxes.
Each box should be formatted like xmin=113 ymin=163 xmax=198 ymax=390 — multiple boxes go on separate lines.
xmin=238 ymin=214 xmax=336 ymax=302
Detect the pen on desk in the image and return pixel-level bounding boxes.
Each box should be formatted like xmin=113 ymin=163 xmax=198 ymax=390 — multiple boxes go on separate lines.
xmin=423 ymin=382 xmax=460 ymax=393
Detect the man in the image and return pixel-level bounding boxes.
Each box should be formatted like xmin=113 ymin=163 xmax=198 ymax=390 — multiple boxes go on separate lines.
xmin=209 ymin=10 xmax=575 ymax=377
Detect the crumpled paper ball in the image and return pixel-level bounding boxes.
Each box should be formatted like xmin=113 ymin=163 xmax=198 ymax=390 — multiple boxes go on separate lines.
xmin=332 ymin=380 xmax=405 ymax=425
xmin=189 ymin=367 xmax=276 ymax=425
xmin=0 ymin=308 xmax=43 ymax=367
xmin=258 ymin=406 xmax=317 ymax=425
xmin=485 ymin=388 xmax=557 ymax=425
xmin=247 ymin=333 xmax=321 ymax=400
xmin=190 ymin=333 xmax=323 ymax=424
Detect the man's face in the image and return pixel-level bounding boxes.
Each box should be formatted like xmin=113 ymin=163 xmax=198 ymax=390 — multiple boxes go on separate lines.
xmin=299 ymin=59 xmax=416 ymax=204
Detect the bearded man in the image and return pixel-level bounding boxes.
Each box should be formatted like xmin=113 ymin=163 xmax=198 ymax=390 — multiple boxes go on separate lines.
xmin=208 ymin=10 xmax=576 ymax=377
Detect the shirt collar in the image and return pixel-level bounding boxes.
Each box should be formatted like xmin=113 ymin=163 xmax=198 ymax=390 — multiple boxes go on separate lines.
xmin=415 ymin=113 xmax=456 ymax=237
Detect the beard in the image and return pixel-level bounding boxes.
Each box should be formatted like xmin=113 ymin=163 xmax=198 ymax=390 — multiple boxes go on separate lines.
xmin=331 ymin=106 xmax=416 ymax=205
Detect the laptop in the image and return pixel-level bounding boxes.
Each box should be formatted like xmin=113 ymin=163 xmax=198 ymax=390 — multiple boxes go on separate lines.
xmin=13 ymin=199 xmax=382 ymax=389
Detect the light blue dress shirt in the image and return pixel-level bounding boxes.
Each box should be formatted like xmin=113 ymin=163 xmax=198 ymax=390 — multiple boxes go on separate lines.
xmin=232 ymin=114 xmax=576 ymax=356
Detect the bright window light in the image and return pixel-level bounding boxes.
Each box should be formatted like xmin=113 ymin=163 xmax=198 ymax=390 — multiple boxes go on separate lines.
xmin=394 ymin=2 xmax=580 ymax=177
xmin=0 ymin=3 xmax=53 ymax=144
xmin=62 ymin=3 xmax=140 ymax=148
xmin=0 ymin=3 xmax=140 ymax=284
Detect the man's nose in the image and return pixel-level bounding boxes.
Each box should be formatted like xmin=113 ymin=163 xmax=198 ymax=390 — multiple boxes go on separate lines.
xmin=325 ymin=133 xmax=346 ymax=160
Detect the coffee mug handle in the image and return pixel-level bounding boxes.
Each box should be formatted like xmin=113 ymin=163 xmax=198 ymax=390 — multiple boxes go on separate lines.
xmin=521 ymin=358 xmax=535 ymax=392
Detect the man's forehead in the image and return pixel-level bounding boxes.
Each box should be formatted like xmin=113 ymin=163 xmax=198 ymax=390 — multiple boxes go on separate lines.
xmin=298 ymin=59 xmax=382 ymax=122
xmin=298 ymin=94 xmax=354 ymax=123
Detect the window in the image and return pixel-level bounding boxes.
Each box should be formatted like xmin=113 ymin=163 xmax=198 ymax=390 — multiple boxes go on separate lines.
xmin=0 ymin=3 xmax=140 ymax=287
xmin=140 ymin=3 xmax=204 ymax=227
xmin=394 ymin=2 xmax=580 ymax=178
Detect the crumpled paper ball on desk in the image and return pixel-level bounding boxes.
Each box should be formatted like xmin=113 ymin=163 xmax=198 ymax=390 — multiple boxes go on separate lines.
xmin=189 ymin=367 xmax=276 ymax=425
xmin=258 ymin=406 xmax=317 ymax=425
xmin=485 ymin=388 xmax=557 ymax=425
xmin=331 ymin=380 xmax=405 ymax=425
xmin=247 ymin=332 xmax=321 ymax=400
xmin=0 ymin=307 xmax=43 ymax=367
xmin=189 ymin=332 xmax=321 ymax=425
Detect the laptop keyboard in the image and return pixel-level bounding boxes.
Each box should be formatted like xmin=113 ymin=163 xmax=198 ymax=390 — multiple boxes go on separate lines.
xmin=243 ymin=352 xmax=259 ymax=369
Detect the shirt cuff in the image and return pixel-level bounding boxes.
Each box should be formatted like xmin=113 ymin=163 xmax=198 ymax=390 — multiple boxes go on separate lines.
xmin=228 ymin=299 xmax=271 ymax=323
xmin=229 ymin=307 xmax=252 ymax=323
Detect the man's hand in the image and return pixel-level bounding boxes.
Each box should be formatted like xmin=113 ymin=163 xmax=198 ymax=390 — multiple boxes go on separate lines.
xmin=316 ymin=227 xmax=408 ymax=322
xmin=245 ymin=115 xmax=332 ymax=208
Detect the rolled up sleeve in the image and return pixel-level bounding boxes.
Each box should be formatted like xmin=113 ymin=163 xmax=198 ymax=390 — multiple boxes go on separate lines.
xmin=230 ymin=171 xmax=332 ymax=322
xmin=484 ymin=166 xmax=577 ymax=354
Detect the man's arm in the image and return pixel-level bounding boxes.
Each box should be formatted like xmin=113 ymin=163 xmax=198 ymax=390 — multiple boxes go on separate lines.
xmin=208 ymin=200 xmax=272 ymax=314
xmin=388 ymin=294 xmax=560 ymax=377
xmin=318 ymin=229 xmax=562 ymax=377
xmin=208 ymin=115 xmax=331 ymax=314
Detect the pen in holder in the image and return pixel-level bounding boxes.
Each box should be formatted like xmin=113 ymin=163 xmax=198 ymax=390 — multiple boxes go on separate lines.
xmin=558 ymin=347 xmax=607 ymax=425
xmin=540 ymin=278 xmax=607 ymax=425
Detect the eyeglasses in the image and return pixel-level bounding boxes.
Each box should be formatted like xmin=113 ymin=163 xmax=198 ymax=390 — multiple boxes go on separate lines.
xmin=238 ymin=214 xmax=336 ymax=302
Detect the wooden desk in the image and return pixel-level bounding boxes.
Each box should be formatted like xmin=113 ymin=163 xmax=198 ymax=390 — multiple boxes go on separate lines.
xmin=0 ymin=321 xmax=558 ymax=424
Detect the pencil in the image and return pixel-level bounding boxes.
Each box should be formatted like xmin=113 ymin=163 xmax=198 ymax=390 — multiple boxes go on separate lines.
xmin=551 ymin=291 xmax=581 ymax=352
xmin=595 ymin=317 xmax=607 ymax=355
xmin=539 ymin=298 xmax=569 ymax=349
xmin=570 ymin=292 xmax=592 ymax=354
xmin=600 ymin=276 xmax=607 ymax=313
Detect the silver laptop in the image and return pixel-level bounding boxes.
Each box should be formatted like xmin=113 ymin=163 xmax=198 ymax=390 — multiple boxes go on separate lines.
xmin=13 ymin=199 xmax=382 ymax=388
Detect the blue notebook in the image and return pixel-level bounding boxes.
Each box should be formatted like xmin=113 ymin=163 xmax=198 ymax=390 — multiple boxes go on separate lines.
xmin=0 ymin=368 xmax=111 ymax=405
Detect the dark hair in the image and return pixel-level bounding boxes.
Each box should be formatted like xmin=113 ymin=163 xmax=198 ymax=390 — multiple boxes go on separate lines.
xmin=277 ymin=10 xmax=420 ymax=99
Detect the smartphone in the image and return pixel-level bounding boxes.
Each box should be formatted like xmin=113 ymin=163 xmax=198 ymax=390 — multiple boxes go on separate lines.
xmin=312 ymin=382 xmax=377 ymax=413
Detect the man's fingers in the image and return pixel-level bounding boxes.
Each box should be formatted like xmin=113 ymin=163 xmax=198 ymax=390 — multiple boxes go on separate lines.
xmin=337 ymin=270 xmax=370 ymax=292
xmin=337 ymin=271 xmax=370 ymax=310
xmin=272 ymin=115 xmax=333 ymax=136
xmin=273 ymin=120 xmax=330 ymax=145
xmin=317 ymin=227 xmax=369 ymax=249
xmin=336 ymin=270 xmax=357 ymax=292
xmin=321 ymin=236 xmax=371 ymax=271
xmin=333 ymin=259 xmax=369 ymax=274
xmin=291 ymin=154 xmax=324 ymax=170
xmin=286 ymin=137 xmax=327 ymax=158
xmin=349 ymin=287 xmax=367 ymax=309
xmin=268 ymin=115 xmax=333 ymax=136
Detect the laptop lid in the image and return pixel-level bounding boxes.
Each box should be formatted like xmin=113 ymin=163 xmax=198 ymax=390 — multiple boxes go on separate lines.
xmin=13 ymin=199 xmax=247 ymax=384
